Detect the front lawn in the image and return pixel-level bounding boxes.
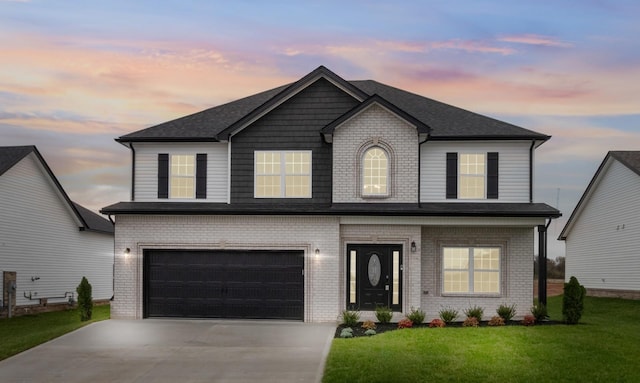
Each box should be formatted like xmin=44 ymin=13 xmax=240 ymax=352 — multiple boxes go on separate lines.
xmin=0 ymin=305 xmax=110 ymax=361
xmin=323 ymin=296 xmax=640 ymax=382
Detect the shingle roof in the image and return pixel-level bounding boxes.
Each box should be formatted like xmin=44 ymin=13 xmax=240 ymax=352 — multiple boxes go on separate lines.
xmin=116 ymin=66 xmax=550 ymax=143
xmin=0 ymin=146 xmax=114 ymax=234
xmin=610 ymin=151 xmax=640 ymax=177
xmin=101 ymin=201 xmax=560 ymax=218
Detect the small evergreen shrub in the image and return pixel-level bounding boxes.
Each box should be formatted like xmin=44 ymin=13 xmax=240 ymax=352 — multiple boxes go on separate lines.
xmin=361 ymin=320 xmax=376 ymax=330
xmin=407 ymin=307 xmax=426 ymax=325
xmin=340 ymin=310 xmax=360 ymax=327
xmin=463 ymin=305 xmax=484 ymax=322
xmin=397 ymin=318 xmax=413 ymax=329
xmin=463 ymin=317 xmax=479 ymax=327
xmin=496 ymin=303 xmax=517 ymax=322
xmin=531 ymin=301 xmax=549 ymax=322
xmin=76 ymin=276 xmax=93 ymax=322
xmin=563 ymin=276 xmax=586 ymax=325
xmin=364 ymin=329 xmax=377 ymax=336
xmin=429 ymin=318 xmax=446 ymax=328
xmin=522 ymin=314 xmax=536 ymax=326
xmin=340 ymin=328 xmax=354 ymax=338
xmin=439 ymin=307 xmax=459 ymax=324
xmin=488 ymin=316 xmax=505 ymax=326
xmin=375 ymin=306 xmax=393 ymax=324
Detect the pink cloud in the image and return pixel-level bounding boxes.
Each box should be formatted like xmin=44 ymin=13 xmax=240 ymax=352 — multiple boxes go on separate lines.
xmin=430 ymin=39 xmax=515 ymax=55
xmin=499 ymin=34 xmax=572 ymax=48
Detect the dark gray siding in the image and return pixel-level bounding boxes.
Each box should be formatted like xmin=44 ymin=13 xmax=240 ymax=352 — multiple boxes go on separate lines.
xmin=231 ymin=78 xmax=359 ymax=204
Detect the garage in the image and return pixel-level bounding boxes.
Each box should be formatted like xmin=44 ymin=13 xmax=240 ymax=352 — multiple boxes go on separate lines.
xmin=143 ymin=249 xmax=304 ymax=320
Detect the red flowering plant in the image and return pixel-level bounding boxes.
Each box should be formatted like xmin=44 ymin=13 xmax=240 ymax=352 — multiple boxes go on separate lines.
xmin=429 ymin=318 xmax=446 ymax=328
xmin=397 ymin=318 xmax=413 ymax=329
xmin=463 ymin=316 xmax=480 ymax=327
xmin=522 ymin=314 xmax=536 ymax=326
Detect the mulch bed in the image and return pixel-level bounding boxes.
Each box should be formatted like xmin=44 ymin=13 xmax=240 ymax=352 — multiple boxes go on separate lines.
xmin=335 ymin=319 xmax=562 ymax=338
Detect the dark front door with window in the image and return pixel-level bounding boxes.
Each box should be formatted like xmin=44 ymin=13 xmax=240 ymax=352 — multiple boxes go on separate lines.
xmin=346 ymin=244 xmax=402 ymax=311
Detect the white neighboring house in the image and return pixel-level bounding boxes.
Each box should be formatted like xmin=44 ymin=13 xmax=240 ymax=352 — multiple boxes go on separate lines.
xmin=559 ymin=151 xmax=640 ymax=299
xmin=0 ymin=146 xmax=114 ymax=316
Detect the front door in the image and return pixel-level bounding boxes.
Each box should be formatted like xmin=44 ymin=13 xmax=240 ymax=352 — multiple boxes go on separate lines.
xmin=346 ymin=244 xmax=402 ymax=312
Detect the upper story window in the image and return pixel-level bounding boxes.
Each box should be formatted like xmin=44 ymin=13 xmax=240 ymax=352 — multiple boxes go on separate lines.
xmin=459 ymin=153 xmax=485 ymax=199
xmin=170 ymin=154 xmax=195 ymax=198
xmin=443 ymin=247 xmax=500 ymax=294
xmin=255 ymin=151 xmax=311 ymax=198
xmin=158 ymin=153 xmax=207 ymax=199
xmin=446 ymin=152 xmax=498 ymax=200
xmin=362 ymin=147 xmax=389 ymax=196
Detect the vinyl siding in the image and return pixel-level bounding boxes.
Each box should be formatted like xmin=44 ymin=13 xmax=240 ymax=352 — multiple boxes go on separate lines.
xmin=133 ymin=142 xmax=228 ymax=202
xmin=420 ymin=141 xmax=531 ymax=202
xmin=0 ymin=153 xmax=113 ymax=306
xmin=230 ymin=77 xmax=359 ymax=204
xmin=565 ymin=159 xmax=640 ymax=291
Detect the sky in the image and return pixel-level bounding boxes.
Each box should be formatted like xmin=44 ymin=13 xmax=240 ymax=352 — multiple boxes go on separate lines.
xmin=1 ymin=0 xmax=640 ymax=259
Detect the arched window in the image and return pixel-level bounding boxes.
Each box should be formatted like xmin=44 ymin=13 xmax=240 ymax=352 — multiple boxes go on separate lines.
xmin=362 ymin=147 xmax=388 ymax=196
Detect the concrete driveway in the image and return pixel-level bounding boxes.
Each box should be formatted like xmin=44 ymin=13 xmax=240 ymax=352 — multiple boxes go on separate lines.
xmin=0 ymin=319 xmax=336 ymax=383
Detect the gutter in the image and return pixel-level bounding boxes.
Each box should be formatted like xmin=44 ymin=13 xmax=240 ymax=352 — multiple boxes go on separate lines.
xmin=130 ymin=142 xmax=136 ymax=201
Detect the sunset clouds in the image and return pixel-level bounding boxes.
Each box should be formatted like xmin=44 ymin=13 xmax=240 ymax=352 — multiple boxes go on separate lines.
xmin=1 ymin=1 xmax=639 ymax=257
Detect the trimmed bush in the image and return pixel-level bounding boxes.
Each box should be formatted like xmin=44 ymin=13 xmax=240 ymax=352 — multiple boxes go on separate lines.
xmin=364 ymin=329 xmax=377 ymax=336
xmin=496 ymin=303 xmax=517 ymax=322
xmin=563 ymin=276 xmax=586 ymax=324
xmin=76 ymin=276 xmax=93 ymax=322
xmin=531 ymin=301 xmax=549 ymax=322
xmin=361 ymin=320 xmax=376 ymax=330
xmin=463 ymin=305 xmax=484 ymax=322
xmin=397 ymin=318 xmax=413 ymax=329
xmin=438 ymin=307 xmax=459 ymax=324
xmin=429 ymin=318 xmax=446 ymax=328
xmin=375 ymin=306 xmax=393 ymax=324
xmin=463 ymin=317 xmax=479 ymax=327
xmin=340 ymin=328 xmax=354 ymax=338
xmin=522 ymin=314 xmax=536 ymax=326
xmin=407 ymin=307 xmax=426 ymax=325
xmin=488 ymin=316 xmax=505 ymax=326
xmin=340 ymin=310 xmax=360 ymax=327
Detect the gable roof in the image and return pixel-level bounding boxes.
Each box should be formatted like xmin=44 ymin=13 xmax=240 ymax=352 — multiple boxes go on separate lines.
xmin=0 ymin=146 xmax=114 ymax=234
xmin=116 ymin=66 xmax=550 ymax=144
xmin=559 ymin=151 xmax=640 ymax=240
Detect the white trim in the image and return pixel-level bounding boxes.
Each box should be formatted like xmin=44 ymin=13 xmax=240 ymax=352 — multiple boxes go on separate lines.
xmin=168 ymin=154 xmax=196 ymax=199
xmin=339 ymin=216 xmax=546 ymax=226
xmin=441 ymin=246 xmax=502 ymax=296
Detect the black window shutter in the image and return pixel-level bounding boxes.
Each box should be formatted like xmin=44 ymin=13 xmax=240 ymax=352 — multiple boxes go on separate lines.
xmin=446 ymin=152 xmax=458 ymax=199
xmin=196 ymin=153 xmax=207 ymax=199
xmin=487 ymin=152 xmax=499 ymax=199
xmin=157 ymin=153 xmax=169 ymax=199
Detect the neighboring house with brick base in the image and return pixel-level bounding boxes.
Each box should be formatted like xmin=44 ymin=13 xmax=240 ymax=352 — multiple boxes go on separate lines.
xmin=102 ymin=66 xmax=560 ymax=322
xmin=559 ymin=151 xmax=640 ymax=299
xmin=1 ymin=146 xmax=114 ymax=317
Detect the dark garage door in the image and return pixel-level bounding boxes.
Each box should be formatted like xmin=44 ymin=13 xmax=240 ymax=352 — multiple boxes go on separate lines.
xmin=144 ymin=249 xmax=304 ymax=320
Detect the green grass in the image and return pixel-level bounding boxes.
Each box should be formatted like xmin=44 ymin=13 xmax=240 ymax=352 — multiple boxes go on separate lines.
xmin=323 ymin=296 xmax=640 ymax=382
xmin=0 ymin=305 xmax=110 ymax=361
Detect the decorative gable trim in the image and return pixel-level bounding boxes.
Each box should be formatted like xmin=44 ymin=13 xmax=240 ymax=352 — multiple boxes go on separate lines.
xmin=321 ymin=94 xmax=431 ymax=143
xmin=216 ymin=65 xmax=368 ymax=141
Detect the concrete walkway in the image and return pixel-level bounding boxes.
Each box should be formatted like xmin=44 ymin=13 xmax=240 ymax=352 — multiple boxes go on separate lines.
xmin=0 ymin=319 xmax=336 ymax=383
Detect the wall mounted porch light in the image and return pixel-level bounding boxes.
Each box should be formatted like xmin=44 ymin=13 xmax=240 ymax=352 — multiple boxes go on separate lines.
xmin=411 ymin=241 xmax=416 ymax=253
xmin=315 ymin=248 xmax=320 ymax=256
xmin=124 ymin=248 xmax=131 ymax=257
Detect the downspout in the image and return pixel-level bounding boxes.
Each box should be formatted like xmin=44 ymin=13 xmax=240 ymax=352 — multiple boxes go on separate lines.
xmin=130 ymin=143 xmax=136 ymax=201
xmin=417 ymin=133 xmax=429 ymax=208
xmin=529 ymin=140 xmax=535 ymax=203
xmin=537 ymin=218 xmax=553 ymax=307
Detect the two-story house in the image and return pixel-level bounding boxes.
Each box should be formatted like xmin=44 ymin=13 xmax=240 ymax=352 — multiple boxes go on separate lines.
xmin=102 ymin=66 xmax=560 ymax=322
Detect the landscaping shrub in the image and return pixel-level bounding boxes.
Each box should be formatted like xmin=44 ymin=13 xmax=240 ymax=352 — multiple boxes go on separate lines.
xmin=563 ymin=276 xmax=586 ymax=324
xmin=397 ymin=318 xmax=413 ymax=329
xmin=496 ymin=303 xmax=517 ymax=321
xmin=429 ymin=318 xmax=445 ymax=328
xmin=407 ymin=307 xmax=426 ymax=325
xmin=438 ymin=307 xmax=459 ymax=324
xmin=361 ymin=320 xmax=376 ymax=330
xmin=340 ymin=328 xmax=354 ymax=338
xmin=531 ymin=301 xmax=549 ymax=322
xmin=488 ymin=316 xmax=505 ymax=326
xmin=76 ymin=276 xmax=93 ymax=322
xmin=364 ymin=329 xmax=377 ymax=336
xmin=522 ymin=314 xmax=536 ymax=326
xmin=463 ymin=305 xmax=484 ymax=322
xmin=463 ymin=317 xmax=479 ymax=327
xmin=340 ymin=310 xmax=360 ymax=327
xmin=375 ymin=306 xmax=393 ymax=324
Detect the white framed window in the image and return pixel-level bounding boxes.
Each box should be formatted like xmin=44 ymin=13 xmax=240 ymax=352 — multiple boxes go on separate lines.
xmin=170 ymin=154 xmax=195 ymax=198
xmin=255 ymin=151 xmax=311 ymax=198
xmin=459 ymin=153 xmax=485 ymax=199
xmin=443 ymin=247 xmax=500 ymax=294
xmin=362 ymin=147 xmax=388 ymax=196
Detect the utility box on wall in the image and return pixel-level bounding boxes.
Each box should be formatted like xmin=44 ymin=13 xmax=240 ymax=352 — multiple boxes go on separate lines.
xmin=3 ymin=271 xmax=17 ymax=314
